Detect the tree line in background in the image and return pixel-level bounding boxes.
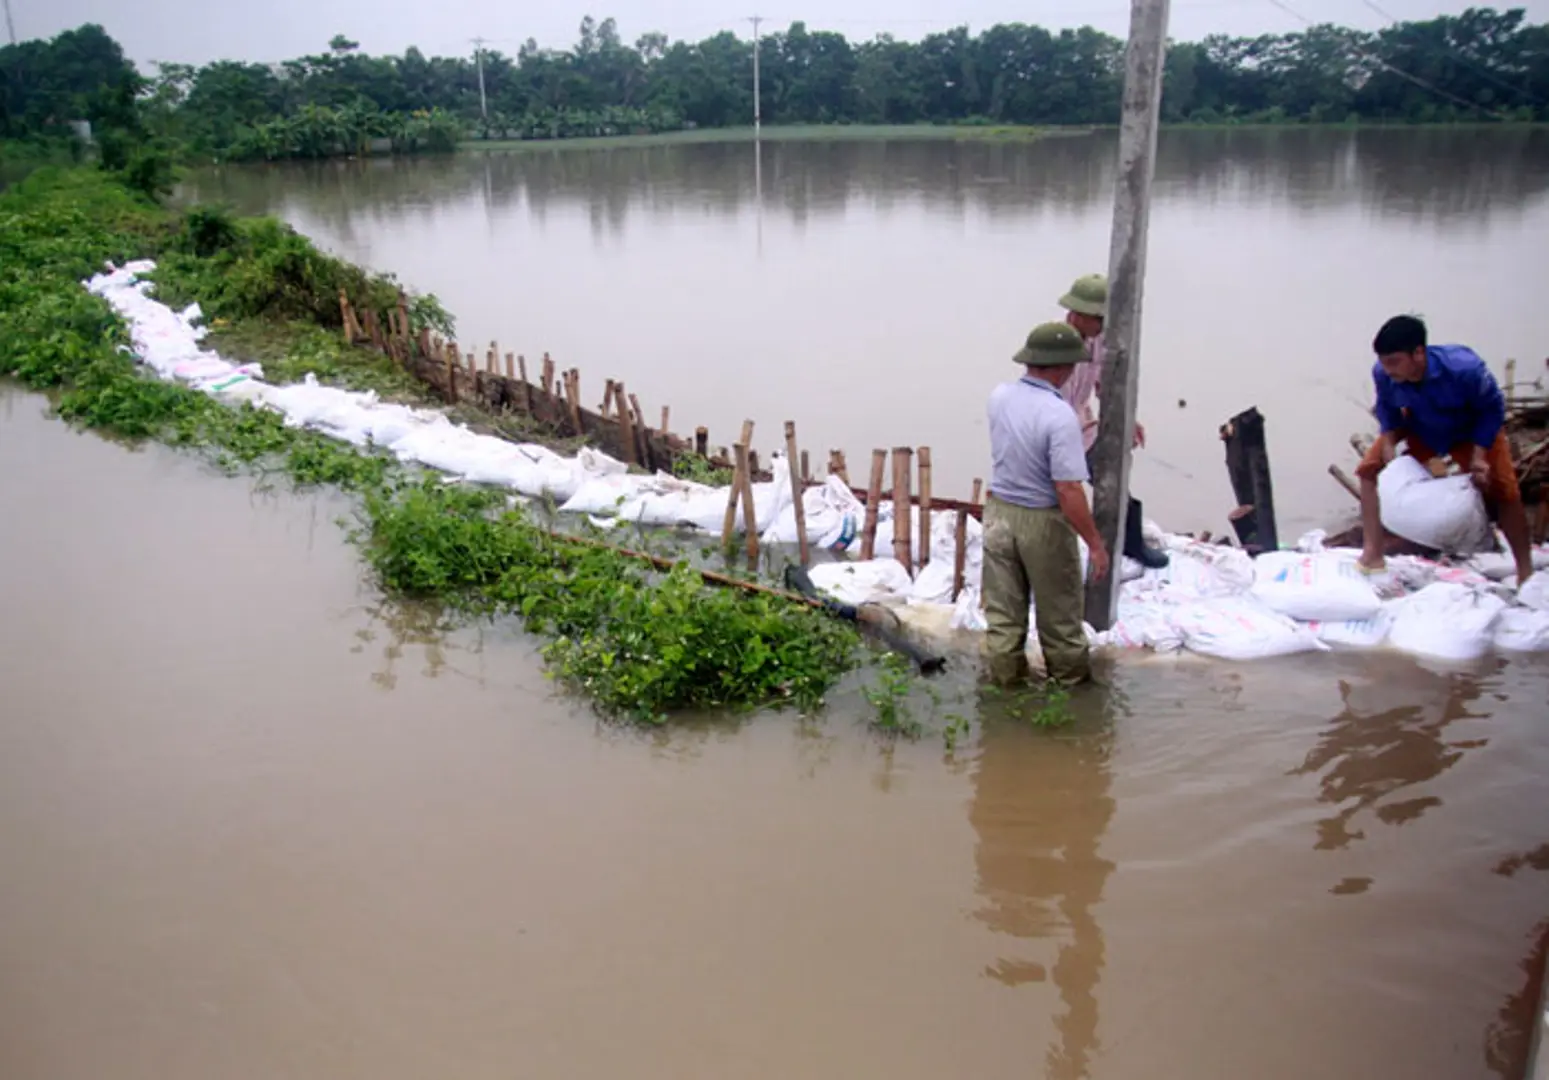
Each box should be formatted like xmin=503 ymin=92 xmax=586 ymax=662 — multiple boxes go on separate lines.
xmin=2 ymin=9 xmax=1547 ymax=165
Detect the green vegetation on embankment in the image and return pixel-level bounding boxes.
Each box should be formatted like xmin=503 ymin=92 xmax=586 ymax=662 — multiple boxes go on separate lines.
xmin=6 ymin=11 xmax=1549 ymax=169
xmin=0 ymin=165 xmax=860 ymax=723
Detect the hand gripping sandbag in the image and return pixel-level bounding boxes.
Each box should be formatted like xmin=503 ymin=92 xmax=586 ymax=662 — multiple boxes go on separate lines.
xmin=1376 ymin=455 xmax=1492 ymax=554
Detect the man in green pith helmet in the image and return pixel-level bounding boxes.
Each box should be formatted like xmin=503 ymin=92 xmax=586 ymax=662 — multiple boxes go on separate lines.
xmin=1056 ymin=272 xmax=1170 ymax=570
xmin=983 ymin=322 xmax=1112 ymax=687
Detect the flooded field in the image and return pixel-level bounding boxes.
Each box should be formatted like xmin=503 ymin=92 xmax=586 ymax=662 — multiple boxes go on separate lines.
xmin=181 ymin=126 xmax=1549 ymax=537
xmin=3 ymin=384 xmax=1548 ymax=1078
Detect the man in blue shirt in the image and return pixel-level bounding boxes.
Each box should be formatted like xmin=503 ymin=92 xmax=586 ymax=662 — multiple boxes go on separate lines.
xmin=1355 ymin=314 xmax=1533 ymax=584
xmin=984 ymin=322 xmax=1111 ymax=687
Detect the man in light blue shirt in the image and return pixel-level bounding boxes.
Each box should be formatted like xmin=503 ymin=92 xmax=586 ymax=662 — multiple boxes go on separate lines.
xmin=984 ymin=322 xmax=1111 ymax=687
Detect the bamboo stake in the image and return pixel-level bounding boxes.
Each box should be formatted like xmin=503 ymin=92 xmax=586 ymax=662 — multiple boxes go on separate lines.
xmin=917 ymin=446 xmax=933 ymax=568
xmin=517 ymin=355 xmax=532 ymax=413
xmin=566 ymin=370 xmax=584 ymax=436
xmin=466 ymin=351 xmax=476 ymax=373
xmin=660 ymin=406 xmax=670 ymax=434
xmin=829 ymin=450 xmax=850 ymax=486
xmin=418 ymin=327 xmax=431 ymax=359
xmin=749 ymin=450 xmax=761 ymax=476
xmin=785 ymin=421 xmax=810 ymax=566
xmin=601 ymin=378 xmax=616 ymax=418
xmin=860 ymin=449 xmax=886 ymax=561
xmin=800 ymin=450 xmax=810 ymax=483
xmin=442 ymin=340 xmax=457 ymax=404
xmin=736 ymin=442 xmax=760 ymax=571
xmin=1506 ymin=358 xmax=1517 ymax=413
xmin=338 ymin=289 xmax=355 ymax=343
xmin=891 ymin=447 xmax=914 ymax=570
xmin=614 ymin=382 xmax=637 ymax=466
xmin=541 ymin=354 xmax=555 ymax=396
xmin=695 ymin=427 xmax=709 ymax=457
xmin=953 ymin=479 xmax=983 ymax=601
xmin=629 ymin=392 xmax=651 ymax=470
xmin=504 ymin=352 xmax=514 ymax=379
xmin=396 ymin=291 xmax=411 ymax=349
xmin=1329 ymin=463 xmax=1361 ymax=501
xmin=722 ymin=441 xmax=746 ymax=544
xmin=486 ymin=342 xmax=497 ymax=373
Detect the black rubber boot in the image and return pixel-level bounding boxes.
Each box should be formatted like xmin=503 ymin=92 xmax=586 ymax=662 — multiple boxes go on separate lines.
xmin=1125 ymin=496 xmax=1170 ymax=569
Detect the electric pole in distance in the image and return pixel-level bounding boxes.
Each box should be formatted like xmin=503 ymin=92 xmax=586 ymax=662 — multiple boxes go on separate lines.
xmin=747 ymin=15 xmax=762 ymax=135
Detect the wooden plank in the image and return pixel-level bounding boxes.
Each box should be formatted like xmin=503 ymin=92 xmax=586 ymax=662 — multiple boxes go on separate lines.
xmin=1219 ymin=407 xmax=1280 ymax=552
xmin=1329 ymin=463 xmax=1360 ymax=501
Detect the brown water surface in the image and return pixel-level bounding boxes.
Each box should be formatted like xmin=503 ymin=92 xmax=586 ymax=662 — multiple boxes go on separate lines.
xmin=182 ymin=127 xmax=1549 ymax=535
xmin=3 ymin=387 xmax=1548 ymax=1078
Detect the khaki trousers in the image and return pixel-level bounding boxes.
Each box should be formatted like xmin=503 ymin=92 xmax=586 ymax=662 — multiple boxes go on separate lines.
xmin=981 ymin=496 xmax=1090 ymax=685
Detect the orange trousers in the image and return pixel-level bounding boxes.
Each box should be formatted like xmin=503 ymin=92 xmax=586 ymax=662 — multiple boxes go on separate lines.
xmin=1355 ymin=430 xmax=1521 ymax=504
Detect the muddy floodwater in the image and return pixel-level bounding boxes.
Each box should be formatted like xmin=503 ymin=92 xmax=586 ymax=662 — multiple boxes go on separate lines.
xmin=182 ymin=127 xmax=1549 ymax=536
xmin=3 ymin=383 xmax=1549 ymax=1078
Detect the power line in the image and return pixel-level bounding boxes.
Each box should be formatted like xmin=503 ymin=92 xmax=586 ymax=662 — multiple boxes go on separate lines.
xmin=1355 ymin=0 xmax=1544 ymax=108
xmin=1261 ymin=0 xmax=1514 ymax=119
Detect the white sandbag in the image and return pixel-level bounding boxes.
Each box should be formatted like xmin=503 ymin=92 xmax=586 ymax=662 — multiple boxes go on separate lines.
xmin=1306 ymin=602 xmax=1397 ymax=649
xmin=560 ymin=472 xmax=659 ymax=516
xmin=1387 ymin=582 xmax=1506 ymax=662
xmin=1466 ymin=551 xmax=1519 ymax=581
xmin=1493 ymin=607 xmax=1549 ymax=653
xmin=1517 ymin=573 xmax=1549 ymax=613
xmin=808 ymin=559 xmax=913 ymax=607
xmin=950 ymin=586 xmax=988 ymax=632
xmin=1377 ymin=454 xmax=1492 ymax=554
xmin=1168 ymin=597 xmax=1327 ymax=661
xmin=1092 ymin=597 xmax=1185 ymax=652
xmin=1250 ymin=551 xmax=1382 ymax=623
xmin=907 ymin=558 xmax=956 ymax=605
xmin=1132 ymin=543 xmax=1253 ymax=601
xmin=1295 ymin=529 xmax=1328 ymax=553
xmin=761 ymin=476 xmax=863 ymax=552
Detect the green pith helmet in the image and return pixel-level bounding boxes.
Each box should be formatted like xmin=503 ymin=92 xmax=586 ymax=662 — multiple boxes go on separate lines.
xmin=1013 ymin=322 xmax=1090 ymax=367
xmin=1058 ymin=273 xmax=1108 ymax=318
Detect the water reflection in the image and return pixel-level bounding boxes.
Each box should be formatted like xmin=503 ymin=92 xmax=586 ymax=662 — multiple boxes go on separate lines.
xmin=1482 ymin=918 xmax=1549 ymax=1077
xmin=1289 ymin=661 xmax=1500 ymax=853
xmin=968 ymin=689 xmax=1116 ymax=1079
xmin=183 ymin=128 xmax=1549 ymax=244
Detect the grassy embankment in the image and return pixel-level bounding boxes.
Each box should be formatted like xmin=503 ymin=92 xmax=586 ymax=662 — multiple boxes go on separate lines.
xmin=463 ymin=122 xmax=1067 ymax=152
xmin=0 ymin=166 xmax=863 ymax=724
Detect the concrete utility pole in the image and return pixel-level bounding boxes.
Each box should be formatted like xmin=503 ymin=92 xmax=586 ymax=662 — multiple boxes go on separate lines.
xmin=748 ymin=15 xmax=763 ymax=135
xmin=1084 ymin=0 xmax=1171 ymax=631
xmin=4 ymin=0 xmax=17 ymax=46
xmin=471 ymin=37 xmax=489 ymax=122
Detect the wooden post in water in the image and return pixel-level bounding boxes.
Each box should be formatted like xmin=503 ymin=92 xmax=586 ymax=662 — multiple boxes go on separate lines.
xmin=613 ymin=382 xmax=637 ymax=466
xmin=829 ymin=450 xmax=850 ymax=486
xmin=566 ymin=370 xmax=584 ymax=436
xmin=722 ymin=443 xmax=746 ymax=545
xmin=917 ymin=447 xmax=933 ymax=568
xmin=629 ymin=393 xmax=651 ymax=470
xmin=891 ymin=447 xmax=914 ymax=570
xmin=860 ymin=449 xmax=886 ymax=560
xmin=784 ymin=421 xmax=810 ymax=566
xmin=953 ymin=478 xmax=983 ymax=600
xmin=1085 ymin=0 xmax=1171 ymax=631
xmin=735 ymin=443 xmax=760 ymax=571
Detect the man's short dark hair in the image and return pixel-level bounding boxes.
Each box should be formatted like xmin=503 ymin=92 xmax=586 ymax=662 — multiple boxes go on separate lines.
xmin=1373 ymin=315 xmax=1427 ymax=356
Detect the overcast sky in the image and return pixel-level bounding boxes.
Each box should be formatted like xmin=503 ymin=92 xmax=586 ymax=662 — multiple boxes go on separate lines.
xmin=11 ymin=0 xmax=1549 ymax=67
